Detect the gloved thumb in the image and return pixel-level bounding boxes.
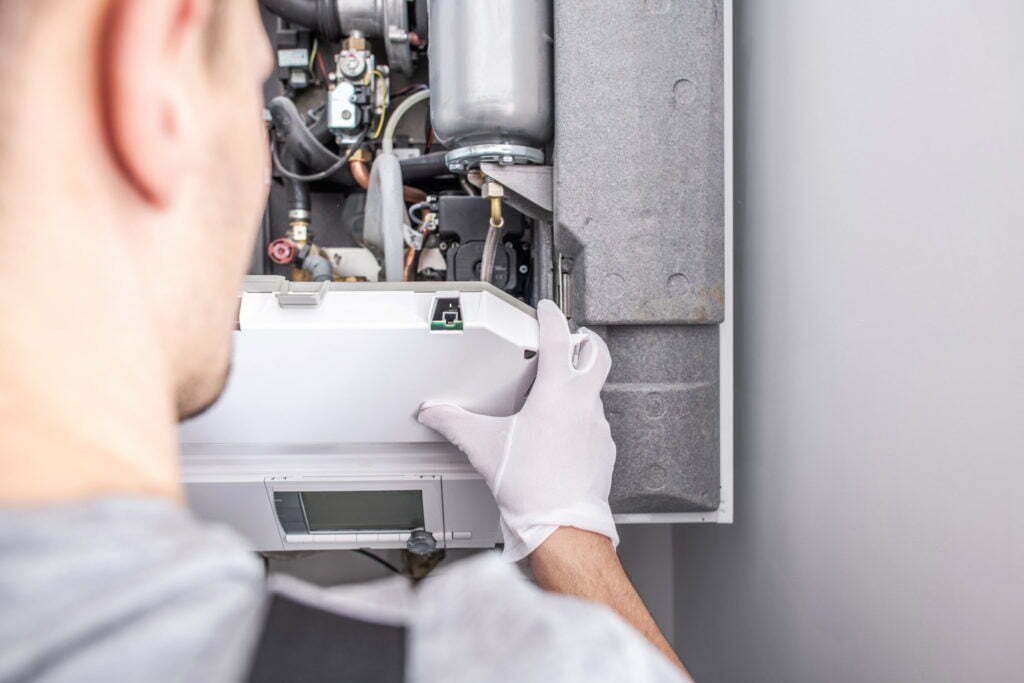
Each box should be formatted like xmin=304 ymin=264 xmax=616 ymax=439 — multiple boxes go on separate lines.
xmin=417 ymin=402 xmax=512 ymax=484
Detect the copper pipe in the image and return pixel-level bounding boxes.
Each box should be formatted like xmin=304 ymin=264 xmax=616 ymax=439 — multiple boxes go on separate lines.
xmin=350 ymin=159 xmax=371 ymax=189
xmin=403 ymin=247 xmax=416 ymax=281
xmin=403 ymin=185 xmax=427 ymax=203
xmin=350 ymin=159 xmax=427 ymax=203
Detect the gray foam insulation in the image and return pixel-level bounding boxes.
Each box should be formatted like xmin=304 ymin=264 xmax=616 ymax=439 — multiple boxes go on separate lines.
xmin=554 ymin=0 xmax=725 ymax=512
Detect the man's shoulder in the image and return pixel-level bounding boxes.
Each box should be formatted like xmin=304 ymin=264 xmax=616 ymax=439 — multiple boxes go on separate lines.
xmin=0 ymin=498 xmax=265 ymax=682
xmin=414 ymin=554 xmax=683 ymax=681
xmin=270 ymin=553 xmax=683 ymax=683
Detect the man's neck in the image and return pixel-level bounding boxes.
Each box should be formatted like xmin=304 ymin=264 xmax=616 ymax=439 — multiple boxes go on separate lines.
xmin=0 ymin=19 xmax=187 ymax=508
xmin=0 ymin=207 xmax=183 ymax=506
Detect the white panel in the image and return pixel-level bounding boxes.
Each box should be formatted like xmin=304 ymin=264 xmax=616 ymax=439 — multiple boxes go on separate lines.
xmin=180 ymin=288 xmax=538 ymax=445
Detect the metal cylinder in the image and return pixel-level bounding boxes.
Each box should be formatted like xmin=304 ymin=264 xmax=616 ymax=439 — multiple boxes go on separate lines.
xmin=429 ymin=0 xmax=553 ymax=150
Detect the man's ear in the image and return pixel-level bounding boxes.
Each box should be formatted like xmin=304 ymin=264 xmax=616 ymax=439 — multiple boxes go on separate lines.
xmin=102 ymin=0 xmax=213 ymax=208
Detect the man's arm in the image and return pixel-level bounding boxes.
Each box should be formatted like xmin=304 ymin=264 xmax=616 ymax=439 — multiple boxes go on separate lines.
xmin=530 ymin=527 xmax=690 ymax=676
xmin=419 ymin=300 xmax=690 ymax=675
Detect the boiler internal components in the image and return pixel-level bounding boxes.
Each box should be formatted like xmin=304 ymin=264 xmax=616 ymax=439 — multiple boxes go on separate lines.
xmin=436 ymin=196 xmax=530 ymax=298
xmin=201 ymin=0 xmax=732 ymax=554
xmin=326 ymin=33 xmax=387 ymax=141
xmin=261 ymin=0 xmax=422 ymax=74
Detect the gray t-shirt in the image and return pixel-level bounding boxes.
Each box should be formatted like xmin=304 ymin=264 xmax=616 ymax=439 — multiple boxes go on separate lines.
xmin=0 ymin=500 xmax=684 ymax=682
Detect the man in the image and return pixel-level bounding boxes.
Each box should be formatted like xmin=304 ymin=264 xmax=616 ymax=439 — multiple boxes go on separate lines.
xmin=0 ymin=1 xmax=691 ymax=680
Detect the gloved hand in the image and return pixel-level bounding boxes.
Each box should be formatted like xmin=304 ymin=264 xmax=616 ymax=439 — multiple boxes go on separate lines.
xmin=418 ymin=300 xmax=618 ymax=561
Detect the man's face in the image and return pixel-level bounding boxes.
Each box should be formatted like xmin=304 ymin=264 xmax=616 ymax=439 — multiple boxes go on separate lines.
xmin=174 ymin=2 xmax=273 ymax=420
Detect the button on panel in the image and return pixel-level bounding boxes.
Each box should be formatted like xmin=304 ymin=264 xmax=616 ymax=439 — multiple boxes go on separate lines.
xmin=285 ymin=534 xmax=315 ymax=544
xmin=286 ymin=533 xmax=366 ymax=545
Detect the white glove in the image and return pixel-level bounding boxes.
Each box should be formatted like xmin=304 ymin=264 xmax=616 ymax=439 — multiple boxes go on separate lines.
xmin=418 ymin=300 xmax=619 ymax=561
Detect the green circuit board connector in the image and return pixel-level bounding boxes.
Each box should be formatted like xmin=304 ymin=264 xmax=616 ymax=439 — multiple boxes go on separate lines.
xmin=430 ymin=296 xmax=464 ymax=332
xmin=431 ymin=319 xmax=464 ymax=331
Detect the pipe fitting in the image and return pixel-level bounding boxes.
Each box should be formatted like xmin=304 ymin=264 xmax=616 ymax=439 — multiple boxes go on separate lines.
xmin=268 ymin=239 xmax=299 ymax=265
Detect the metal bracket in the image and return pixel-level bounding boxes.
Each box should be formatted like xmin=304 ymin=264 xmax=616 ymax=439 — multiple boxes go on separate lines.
xmin=446 ymin=144 xmax=545 ymax=174
xmin=244 ymin=275 xmax=287 ymax=293
xmin=275 ymin=281 xmax=330 ymax=307
xmin=479 ymin=163 xmax=553 ymax=223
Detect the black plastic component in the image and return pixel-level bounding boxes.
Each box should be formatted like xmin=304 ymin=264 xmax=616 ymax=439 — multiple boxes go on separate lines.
xmin=268 ymin=97 xmax=357 ymax=187
xmin=399 ymin=152 xmax=450 ymax=181
xmin=269 ymin=11 xmax=314 ymax=91
xmin=286 ymin=175 xmax=310 ymax=214
xmin=436 ymin=196 xmax=530 ymax=298
xmin=405 ymin=529 xmax=437 ymax=556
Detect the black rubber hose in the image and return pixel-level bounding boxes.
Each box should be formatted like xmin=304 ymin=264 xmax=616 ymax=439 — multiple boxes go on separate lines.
xmin=309 ymin=114 xmax=333 ymax=145
xmin=260 ymin=0 xmax=342 ymax=40
xmin=399 ymin=152 xmax=451 ymax=181
xmin=268 ymin=96 xmax=356 ymax=187
xmin=285 ymin=174 xmax=310 ymax=214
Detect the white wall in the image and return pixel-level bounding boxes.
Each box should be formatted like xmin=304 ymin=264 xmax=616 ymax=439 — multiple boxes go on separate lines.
xmin=673 ymin=1 xmax=1024 ymax=680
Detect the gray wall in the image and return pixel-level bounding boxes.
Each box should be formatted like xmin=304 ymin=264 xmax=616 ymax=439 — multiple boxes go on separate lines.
xmin=673 ymin=1 xmax=1024 ymax=681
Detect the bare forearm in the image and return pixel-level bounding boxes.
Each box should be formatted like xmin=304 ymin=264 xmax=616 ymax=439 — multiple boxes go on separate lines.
xmin=529 ymin=527 xmax=691 ymax=678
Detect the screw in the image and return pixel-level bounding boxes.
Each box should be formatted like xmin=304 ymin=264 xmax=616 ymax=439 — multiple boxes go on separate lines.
xmin=519 ymin=264 xmax=529 ymax=274
xmin=342 ymin=57 xmax=362 ymax=74
xmin=341 ymin=110 xmax=352 ymax=120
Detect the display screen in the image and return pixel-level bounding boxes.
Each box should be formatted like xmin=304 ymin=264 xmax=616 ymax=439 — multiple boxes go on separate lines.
xmin=300 ymin=490 xmax=425 ymax=532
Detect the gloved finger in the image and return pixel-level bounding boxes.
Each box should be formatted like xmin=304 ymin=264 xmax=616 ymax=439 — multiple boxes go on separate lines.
xmin=573 ymin=327 xmax=613 ymax=387
xmin=536 ymin=300 xmax=574 ymax=380
xmin=418 ymin=401 xmax=488 ymax=441
xmin=417 ymin=402 xmax=509 ymax=481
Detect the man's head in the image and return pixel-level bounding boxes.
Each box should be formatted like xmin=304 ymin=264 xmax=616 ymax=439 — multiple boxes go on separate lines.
xmin=0 ymin=0 xmax=273 ymax=420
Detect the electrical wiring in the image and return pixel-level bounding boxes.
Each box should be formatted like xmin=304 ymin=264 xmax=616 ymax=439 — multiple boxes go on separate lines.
xmin=308 ymin=38 xmax=318 ymax=74
xmin=369 ymin=70 xmax=389 ymax=140
xmin=391 ymin=84 xmax=429 ymax=98
xmin=381 ymin=89 xmax=430 ymax=154
xmin=408 ymin=201 xmax=432 ymax=225
xmin=354 ymin=549 xmax=401 ymax=574
xmin=271 ymin=130 xmax=367 ymax=182
xmin=316 ymin=50 xmax=329 ymax=80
